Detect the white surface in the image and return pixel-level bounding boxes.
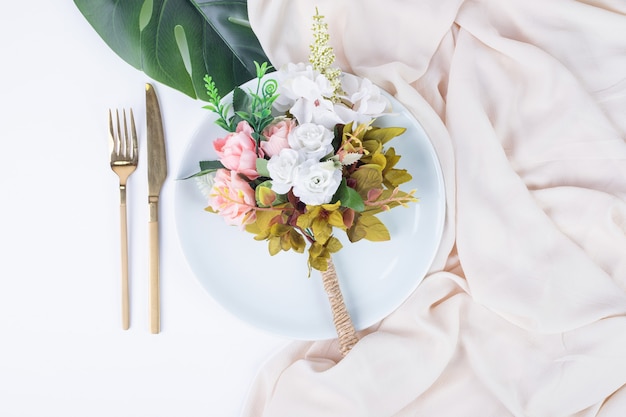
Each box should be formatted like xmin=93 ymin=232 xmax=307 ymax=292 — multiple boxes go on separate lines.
xmin=0 ymin=3 xmax=288 ymax=416
xmin=175 ymin=86 xmax=445 ymax=340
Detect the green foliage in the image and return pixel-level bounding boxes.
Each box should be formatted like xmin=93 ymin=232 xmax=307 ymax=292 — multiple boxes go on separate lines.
xmin=203 ymin=62 xmax=279 ymax=148
xmin=74 ymin=0 xmax=270 ymax=100
xmin=234 ymin=64 xmax=278 ymax=137
xmin=255 ymin=158 xmax=270 ymax=177
xmin=332 ymin=179 xmax=365 ymax=212
xmin=203 ymin=75 xmax=235 ymax=131
xmin=181 ymin=159 xmax=224 ymax=179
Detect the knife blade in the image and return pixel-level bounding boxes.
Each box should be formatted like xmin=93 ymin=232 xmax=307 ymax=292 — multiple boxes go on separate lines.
xmin=146 ymin=83 xmax=167 ymax=334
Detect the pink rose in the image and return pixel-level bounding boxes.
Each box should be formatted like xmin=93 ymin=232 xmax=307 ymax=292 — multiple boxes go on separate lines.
xmin=213 ymin=121 xmax=261 ymax=179
xmin=208 ymin=169 xmax=256 ymax=227
xmin=261 ymin=118 xmax=296 ymax=157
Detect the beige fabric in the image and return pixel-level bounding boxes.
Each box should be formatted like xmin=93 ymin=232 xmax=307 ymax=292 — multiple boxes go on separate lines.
xmin=244 ymin=1 xmax=626 ymax=416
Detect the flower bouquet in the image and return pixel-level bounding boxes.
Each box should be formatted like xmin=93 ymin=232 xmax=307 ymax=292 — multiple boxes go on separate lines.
xmin=188 ymin=10 xmax=417 ymax=355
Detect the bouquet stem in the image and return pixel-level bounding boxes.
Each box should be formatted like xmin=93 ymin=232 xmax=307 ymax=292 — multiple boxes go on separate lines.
xmin=321 ymin=257 xmax=359 ymax=356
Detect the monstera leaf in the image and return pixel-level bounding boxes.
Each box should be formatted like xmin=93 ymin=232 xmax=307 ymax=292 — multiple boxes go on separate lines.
xmin=74 ymin=0 xmax=269 ymax=101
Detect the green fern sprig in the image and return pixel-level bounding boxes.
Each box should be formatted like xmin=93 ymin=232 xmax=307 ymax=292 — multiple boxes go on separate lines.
xmin=203 ymin=75 xmax=236 ymax=132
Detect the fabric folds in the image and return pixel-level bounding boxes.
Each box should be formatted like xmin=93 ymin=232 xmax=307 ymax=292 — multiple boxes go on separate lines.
xmin=244 ymin=0 xmax=626 ymax=416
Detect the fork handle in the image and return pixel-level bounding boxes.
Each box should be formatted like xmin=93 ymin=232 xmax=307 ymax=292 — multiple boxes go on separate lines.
xmin=149 ymin=199 xmax=160 ymax=334
xmin=119 ymin=186 xmax=130 ymax=330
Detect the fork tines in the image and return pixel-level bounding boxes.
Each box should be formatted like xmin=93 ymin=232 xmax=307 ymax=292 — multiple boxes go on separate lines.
xmin=109 ymin=108 xmax=138 ymax=164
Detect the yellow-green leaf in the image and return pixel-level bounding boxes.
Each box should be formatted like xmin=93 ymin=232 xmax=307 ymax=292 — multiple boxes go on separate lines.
xmin=364 ymin=126 xmax=406 ymax=145
xmin=246 ymin=209 xmax=278 ymax=236
xmin=256 ymin=184 xmax=277 ymax=207
xmin=369 ymin=153 xmax=387 ymax=169
xmin=321 ymin=201 xmax=342 ymax=211
xmin=309 ymin=241 xmax=325 ymax=258
xmin=384 ymin=169 xmax=413 ymax=188
xmin=268 ymin=237 xmax=281 ymax=255
xmin=359 ymin=215 xmax=391 ymax=242
xmin=362 ymin=139 xmax=383 ymax=156
xmin=327 ymin=210 xmax=346 ymax=229
xmin=383 ymin=147 xmax=401 ymax=170
xmin=290 ymin=231 xmax=306 ymax=253
xmin=270 ymin=223 xmax=292 ymax=236
xmin=312 ymin=218 xmax=332 ymax=244
xmin=351 ymin=166 xmax=383 ymax=198
xmin=310 ymin=254 xmax=329 ymax=272
xmin=347 ymin=217 xmax=367 ymax=243
xmin=280 ymin=233 xmax=292 ymax=251
xmin=326 ymin=236 xmax=343 ymax=253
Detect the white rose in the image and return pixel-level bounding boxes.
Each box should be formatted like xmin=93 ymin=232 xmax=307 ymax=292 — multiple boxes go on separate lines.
xmin=267 ymin=148 xmax=302 ymax=194
xmin=288 ymin=123 xmax=334 ymax=161
xmin=292 ymin=160 xmax=342 ymax=206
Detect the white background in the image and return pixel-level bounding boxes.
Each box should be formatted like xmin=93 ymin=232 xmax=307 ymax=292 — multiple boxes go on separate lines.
xmin=0 ymin=2 xmax=288 ymax=416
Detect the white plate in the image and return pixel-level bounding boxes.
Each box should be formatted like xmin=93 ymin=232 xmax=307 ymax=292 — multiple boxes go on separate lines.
xmin=174 ymin=82 xmax=446 ymax=340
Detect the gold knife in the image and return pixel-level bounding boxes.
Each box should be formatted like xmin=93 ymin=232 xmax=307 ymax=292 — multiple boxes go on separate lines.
xmin=146 ymin=83 xmax=167 ymax=334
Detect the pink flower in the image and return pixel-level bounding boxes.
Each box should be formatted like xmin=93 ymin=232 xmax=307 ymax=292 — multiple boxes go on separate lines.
xmin=208 ymin=169 xmax=256 ymax=227
xmin=213 ymin=121 xmax=261 ymax=179
xmin=261 ymin=118 xmax=296 ymax=157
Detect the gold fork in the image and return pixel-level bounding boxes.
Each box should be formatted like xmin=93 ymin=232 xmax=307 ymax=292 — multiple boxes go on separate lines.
xmin=109 ymin=108 xmax=138 ymax=330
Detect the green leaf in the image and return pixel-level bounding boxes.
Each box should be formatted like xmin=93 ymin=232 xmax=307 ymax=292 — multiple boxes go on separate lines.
xmin=73 ymin=0 xmax=270 ymax=100
xmin=332 ymin=124 xmax=345 ymax=152
xmin=235 ymin=111 xmax=251 ymax=121
xmin=256 ymin=158 xmax=270 ymax=177
xmin=181 ymin=169 xmax=215 ymax=179
xmin=331 ymin=179 xmax=365 ymax=212
xmin=199 ymin=160 xmax=224 ymax=171
xmin=179 ymin=159 xmax=224 ymax=179
xmin=192 ymin=0 xmax=269 ymax=81
xmin=232 ymin=86 xmax=251 ymax=114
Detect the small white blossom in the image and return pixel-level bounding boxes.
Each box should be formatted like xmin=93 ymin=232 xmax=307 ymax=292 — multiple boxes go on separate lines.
xmin=289 ymin=94 xmax=342 ymax=129
xmin=273 ymin=63 xmax=342 ymax=128
xmin=334 ymin=76 xmax=391 ymax=127
xmin=274 ymin=63 xmax=329 ymax=109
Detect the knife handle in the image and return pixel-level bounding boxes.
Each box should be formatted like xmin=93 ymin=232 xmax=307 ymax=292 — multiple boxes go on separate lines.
xmin=149 ymin=199 xmax=160 ymax=334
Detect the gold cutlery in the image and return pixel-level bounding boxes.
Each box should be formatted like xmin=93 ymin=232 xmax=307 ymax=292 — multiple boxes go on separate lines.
xmin=109 ymin=108 xmax=138 ymax=330
xmin=145 ymin=84 xmax=168 ymax=334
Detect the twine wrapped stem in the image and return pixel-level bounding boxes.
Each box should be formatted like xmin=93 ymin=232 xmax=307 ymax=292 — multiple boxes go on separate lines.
xmin=321 ymin=257 xmax=359 ymax=356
